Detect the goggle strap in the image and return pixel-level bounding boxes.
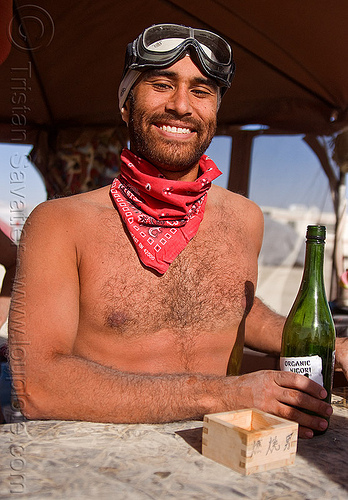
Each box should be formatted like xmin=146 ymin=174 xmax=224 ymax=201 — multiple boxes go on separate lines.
xmin=118 ymin=69 xmax=142 ymax=110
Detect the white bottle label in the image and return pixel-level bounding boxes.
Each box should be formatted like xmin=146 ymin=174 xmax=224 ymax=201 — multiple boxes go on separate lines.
xmin=280 ymin=355 xmax=323 ymax=386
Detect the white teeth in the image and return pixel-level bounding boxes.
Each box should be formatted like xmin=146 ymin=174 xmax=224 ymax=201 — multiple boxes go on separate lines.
xmin=160 ymin=125 xmax=191 ymax=134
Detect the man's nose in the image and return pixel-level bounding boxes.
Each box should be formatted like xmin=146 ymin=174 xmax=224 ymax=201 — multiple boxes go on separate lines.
xmin=165 ymin=86 xmax=193 ymax=116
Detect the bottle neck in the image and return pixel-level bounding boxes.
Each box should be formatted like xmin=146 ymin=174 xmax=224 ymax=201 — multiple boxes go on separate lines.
xmin=301 ymin=239 xmax=325 ymax=292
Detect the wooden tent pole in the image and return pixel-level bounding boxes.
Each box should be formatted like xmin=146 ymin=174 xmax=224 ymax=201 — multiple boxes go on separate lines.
xmin=303 ymin=134 xmax=345 ymax=301
xmin=227 ymin=131 xmax=255 ymax=196
xmin=331 ymin=171 xmax=347 ymax=303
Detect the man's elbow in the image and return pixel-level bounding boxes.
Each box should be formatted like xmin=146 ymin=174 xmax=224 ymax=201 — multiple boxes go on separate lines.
xmin=12 ymin=377 xmax=56 ymax=420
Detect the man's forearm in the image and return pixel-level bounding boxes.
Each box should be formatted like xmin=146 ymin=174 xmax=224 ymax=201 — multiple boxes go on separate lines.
xmin=16 ymin=353 xmax=335 ymax=439
xmin=18 ymin=353 xmax=229 ymax=423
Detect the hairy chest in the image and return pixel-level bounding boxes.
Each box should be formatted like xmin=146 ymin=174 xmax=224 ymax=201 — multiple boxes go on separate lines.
xmin=78 ymin=207 xmax=258 ymax=338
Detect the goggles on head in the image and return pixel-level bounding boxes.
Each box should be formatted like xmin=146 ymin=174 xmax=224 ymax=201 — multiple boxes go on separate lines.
xmin=118 ymin=23 xmax=235 ymax=110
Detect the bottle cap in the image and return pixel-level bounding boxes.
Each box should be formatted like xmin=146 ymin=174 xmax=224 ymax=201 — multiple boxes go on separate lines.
xmin=306 ymin=225 xmax=326 ymax=241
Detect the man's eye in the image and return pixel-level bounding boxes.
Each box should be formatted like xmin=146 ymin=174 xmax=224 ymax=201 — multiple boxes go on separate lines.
xmin=192 ymin=88 xmax=211 ymax=97
xmin=152 ymin=82 xmax=171 ymax=90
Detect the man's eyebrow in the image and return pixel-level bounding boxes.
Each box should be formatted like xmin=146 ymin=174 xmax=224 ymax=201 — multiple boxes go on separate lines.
xmin=144 ymin=69 xmax=176 ymax=79
xmin=143 ymin=69 xmax=218 ymax=90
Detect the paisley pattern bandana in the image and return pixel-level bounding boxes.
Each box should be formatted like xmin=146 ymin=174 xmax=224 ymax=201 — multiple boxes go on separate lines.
xmin=110 ymin=148 xmax=221 ymax=274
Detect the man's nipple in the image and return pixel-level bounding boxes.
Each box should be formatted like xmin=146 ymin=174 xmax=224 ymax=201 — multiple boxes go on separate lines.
xmin=105 ymin=310 xmax=130 ymax=330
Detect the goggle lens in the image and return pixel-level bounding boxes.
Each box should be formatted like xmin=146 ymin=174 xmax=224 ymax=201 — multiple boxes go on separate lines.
xmin=142 ymin=24 xmax=231 ymax=65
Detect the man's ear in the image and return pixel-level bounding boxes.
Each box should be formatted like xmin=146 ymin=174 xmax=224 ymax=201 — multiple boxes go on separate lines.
xmin=121 ymin=101 xmax=130 ymax=126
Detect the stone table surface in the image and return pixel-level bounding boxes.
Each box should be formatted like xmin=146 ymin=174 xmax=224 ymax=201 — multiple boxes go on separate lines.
xmin=1 ymin=392 xmax=348 ymax=500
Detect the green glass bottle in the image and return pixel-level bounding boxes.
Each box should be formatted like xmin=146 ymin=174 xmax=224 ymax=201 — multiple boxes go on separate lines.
xmin=280 ymin=225 xmax=336 ymax=435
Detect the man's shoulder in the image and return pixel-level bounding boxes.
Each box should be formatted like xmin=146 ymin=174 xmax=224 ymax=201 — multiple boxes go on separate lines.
xmin=31 ymin=185 xmax=112 ymax=218
xmin=24 ymin=185 xmax=113 ymax=239
xmin=209 ymin=185 xmax=264 ymax=247
xmin=210 ymin=184 xmax=263 ymax=216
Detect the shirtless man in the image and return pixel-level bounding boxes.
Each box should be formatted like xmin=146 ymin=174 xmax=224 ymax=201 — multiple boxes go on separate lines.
xmin=9 ymin=24 xmax=348 ymax=438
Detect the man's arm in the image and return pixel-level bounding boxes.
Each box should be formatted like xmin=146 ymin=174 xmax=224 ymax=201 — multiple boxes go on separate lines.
xmin=244 ymin=297 xmax=285 ymax=354
xmin=8 ymin=201 xmax=332 ymax=438
xmin=245 ymin=295 xmax=348 ymax=385
xmin=241 ymin=200 xmax=285 ymax=355
xmin=335 ymin=337 xmax=348 ymax=380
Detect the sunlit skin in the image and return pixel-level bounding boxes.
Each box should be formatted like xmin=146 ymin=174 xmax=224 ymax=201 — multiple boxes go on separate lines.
xmin=121 ymin=56 xmax=219 ymax=181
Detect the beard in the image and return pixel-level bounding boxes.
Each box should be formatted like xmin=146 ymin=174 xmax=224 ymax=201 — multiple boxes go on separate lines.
xmin=127 ymin=96 xmax=217 ymax=173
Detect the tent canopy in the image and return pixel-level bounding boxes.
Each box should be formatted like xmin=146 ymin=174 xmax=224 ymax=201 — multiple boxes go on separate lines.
xmin=0 ymin=0 xmax=348 ymax=144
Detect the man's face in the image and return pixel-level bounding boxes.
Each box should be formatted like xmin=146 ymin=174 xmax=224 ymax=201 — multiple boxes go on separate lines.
xmin=121 ymin=56 xmax=219 ymax=179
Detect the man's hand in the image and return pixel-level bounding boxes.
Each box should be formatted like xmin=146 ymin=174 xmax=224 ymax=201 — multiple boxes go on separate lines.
xmin=335 ymin=337 xmax=348 ymax=380
xmin=226 ymin=370 xmax=332 ymax=439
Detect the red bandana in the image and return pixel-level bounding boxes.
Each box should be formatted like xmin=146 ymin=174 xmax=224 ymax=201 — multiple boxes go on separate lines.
xmin=110 ymin=148 xmax=221 ymax=274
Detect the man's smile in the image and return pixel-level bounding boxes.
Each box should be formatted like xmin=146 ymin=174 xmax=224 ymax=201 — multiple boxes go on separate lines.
xmin=157 ymin=124 xmax=193 ymax=135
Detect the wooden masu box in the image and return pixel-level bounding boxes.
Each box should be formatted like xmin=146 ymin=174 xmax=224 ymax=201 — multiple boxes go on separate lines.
xmin=202 ymin=408 xmax=298 ymax=475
